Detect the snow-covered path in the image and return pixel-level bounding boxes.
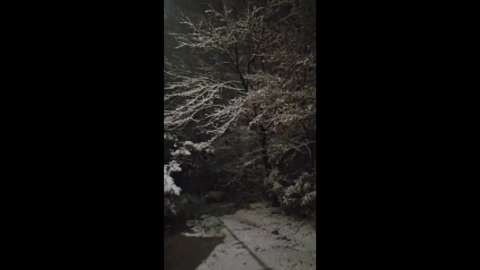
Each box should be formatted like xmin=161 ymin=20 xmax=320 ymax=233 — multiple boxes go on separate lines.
xmin=189 ymin=203 xmax=316 ymax=270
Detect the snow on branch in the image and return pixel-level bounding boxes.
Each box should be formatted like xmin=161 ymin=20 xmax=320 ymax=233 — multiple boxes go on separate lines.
xmin=164 ymin=160 xmax=182 ymax=196
xmin=164 ymin=68 xmax=245 ymax=142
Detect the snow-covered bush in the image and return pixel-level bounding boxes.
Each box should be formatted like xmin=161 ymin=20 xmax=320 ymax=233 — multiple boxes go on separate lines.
xmin=163 ymin=131 xmax=215 ymax=216
xmin=164 ymin=160 xmax=182 ymax=196
xmin=264 ymin=169 xmax=316 ymax=219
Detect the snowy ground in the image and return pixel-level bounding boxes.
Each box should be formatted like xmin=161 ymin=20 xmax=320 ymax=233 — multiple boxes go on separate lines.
xmin=182 ymin=203 xmax=316 ymax=270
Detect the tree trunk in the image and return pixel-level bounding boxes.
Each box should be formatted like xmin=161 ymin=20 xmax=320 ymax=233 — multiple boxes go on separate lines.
xmin=259 ymin=125 xmax=271 ymax=176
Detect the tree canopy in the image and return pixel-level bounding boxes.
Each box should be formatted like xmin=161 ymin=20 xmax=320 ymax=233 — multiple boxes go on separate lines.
xmin=164 ymin=0 xmax=316 ymax=220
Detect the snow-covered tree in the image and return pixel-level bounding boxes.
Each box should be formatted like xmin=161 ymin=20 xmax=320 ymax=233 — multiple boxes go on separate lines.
xmin=164 ymin=0 xmax=316 ymax=219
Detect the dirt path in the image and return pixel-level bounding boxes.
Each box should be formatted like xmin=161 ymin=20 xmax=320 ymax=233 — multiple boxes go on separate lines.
xmin=168 ymin=203 xmax=316 ymax=270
